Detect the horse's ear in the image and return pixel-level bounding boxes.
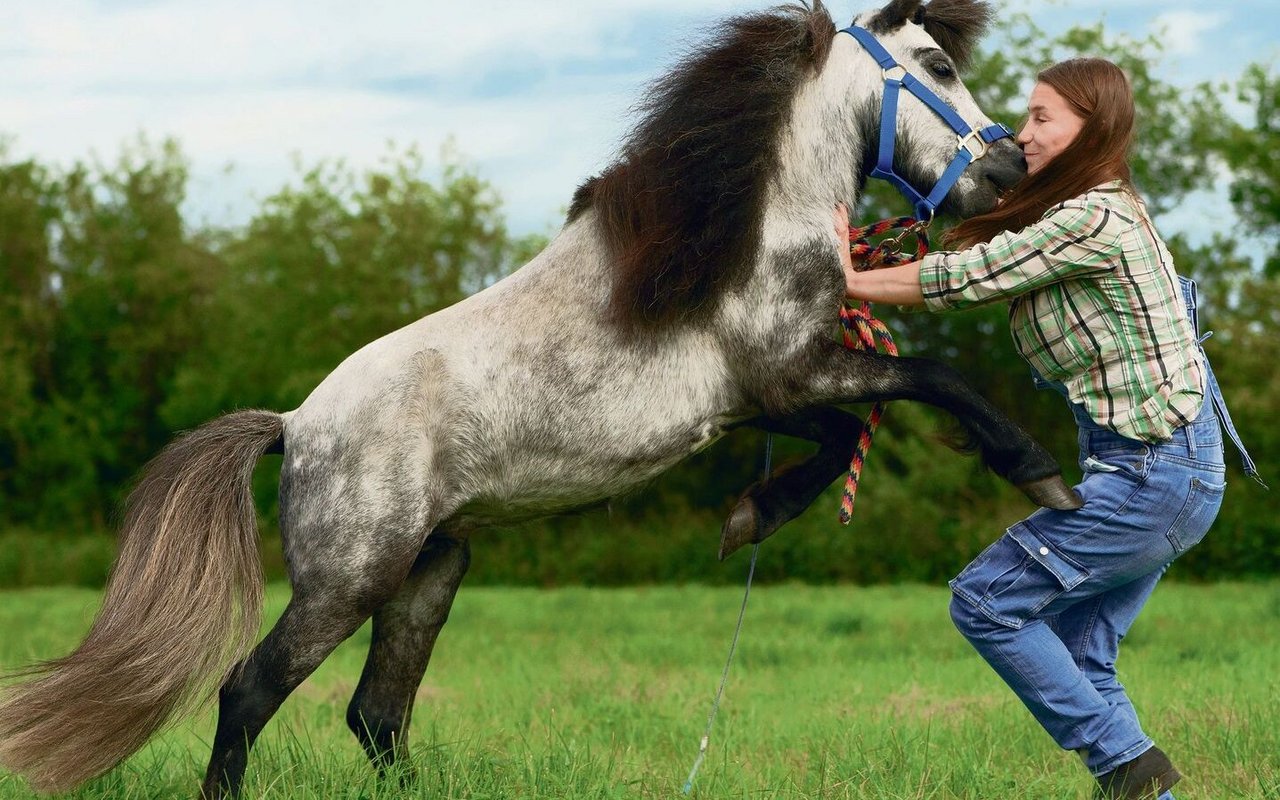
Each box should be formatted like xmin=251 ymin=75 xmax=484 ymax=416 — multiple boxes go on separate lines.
xmin=919 ymin=0 xmax=993 ymax=70
xmin=805 ymin=0 xmax=837 ymax=68
xmin=868 ymin=0 xmax=923 ymax=32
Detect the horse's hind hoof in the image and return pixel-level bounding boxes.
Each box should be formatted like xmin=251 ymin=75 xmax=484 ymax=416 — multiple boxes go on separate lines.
xmin=718 ymin=497 xmax=762 ymax=561
xmin=1018 ymin=475 xmax=1084 ymax=510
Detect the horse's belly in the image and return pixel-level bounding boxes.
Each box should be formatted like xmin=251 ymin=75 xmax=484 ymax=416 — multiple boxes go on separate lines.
xmin=443 ymin=417 xmax=730 ymax=528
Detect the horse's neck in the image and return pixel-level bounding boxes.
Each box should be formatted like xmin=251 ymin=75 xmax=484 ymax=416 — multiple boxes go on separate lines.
xmin=760 ymin=37 xmax=878 ymax=250
xmin=721 ymin=40 xmax=880 ymax=351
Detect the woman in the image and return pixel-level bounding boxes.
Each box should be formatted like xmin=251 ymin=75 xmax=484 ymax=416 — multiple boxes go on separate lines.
xmin=838 ymin=58 xmax=1257 ymax=800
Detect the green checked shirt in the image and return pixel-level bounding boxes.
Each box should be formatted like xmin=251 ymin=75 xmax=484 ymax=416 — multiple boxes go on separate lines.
xmin=918 ymin=180 xmax=1205 ymax=442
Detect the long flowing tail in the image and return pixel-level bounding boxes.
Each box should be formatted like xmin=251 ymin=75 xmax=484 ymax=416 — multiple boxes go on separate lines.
xmin=0 ymin=409 xmax=284 ymax=794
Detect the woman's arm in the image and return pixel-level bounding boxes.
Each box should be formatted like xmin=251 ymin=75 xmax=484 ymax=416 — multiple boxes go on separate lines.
xmin=833 ymin=195 xmax=1126 ymax=313
xmin=915 ymin=198 xmax=1125 ymax=312
xmin=845 ymin=261 xmax=925 ymax=306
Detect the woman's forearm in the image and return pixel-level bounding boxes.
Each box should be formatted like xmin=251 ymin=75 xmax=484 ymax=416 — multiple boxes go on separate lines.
xmin=844 ymin=261 xmax=925 ymax=306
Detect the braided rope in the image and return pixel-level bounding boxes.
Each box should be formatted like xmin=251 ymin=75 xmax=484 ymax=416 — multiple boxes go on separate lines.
xmin=837 ymin=216 xmax=929 ymax=523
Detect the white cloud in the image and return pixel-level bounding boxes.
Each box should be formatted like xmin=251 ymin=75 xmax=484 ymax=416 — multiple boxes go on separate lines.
xmin=1149 ymin=10 xmax=1227 ymax=56
xmin=0 ymin=0 xmax=755 ymax=91
xmin=0 ymin=0 xmax=768 ymax=233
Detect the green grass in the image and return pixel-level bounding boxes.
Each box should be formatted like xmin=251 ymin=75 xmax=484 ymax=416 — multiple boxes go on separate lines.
xmin=1 ymin=580 xmax=1278 ymax=799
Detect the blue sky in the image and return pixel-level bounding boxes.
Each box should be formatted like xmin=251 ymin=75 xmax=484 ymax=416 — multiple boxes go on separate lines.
xmin=2 ymin=0 xmax=1276 ymax=245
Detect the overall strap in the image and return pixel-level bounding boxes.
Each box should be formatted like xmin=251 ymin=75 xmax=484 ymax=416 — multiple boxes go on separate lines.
xmin=1179 ymin=275 xmax=1267 ymax=487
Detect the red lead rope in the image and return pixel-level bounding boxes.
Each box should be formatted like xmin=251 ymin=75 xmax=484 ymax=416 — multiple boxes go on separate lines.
xmin=837 ymin=216 xmax=929 ymax=523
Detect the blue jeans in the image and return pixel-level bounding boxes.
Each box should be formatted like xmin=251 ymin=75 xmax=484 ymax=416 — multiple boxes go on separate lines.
xmin=948 ymin=396 xmax=1226 ymax=776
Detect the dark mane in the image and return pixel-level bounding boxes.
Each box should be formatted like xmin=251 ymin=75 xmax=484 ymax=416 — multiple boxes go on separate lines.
xmin=870 ymin=0 xmax=993 ymax=70
xmin=567 ymin=1 xmax=836 ymax=326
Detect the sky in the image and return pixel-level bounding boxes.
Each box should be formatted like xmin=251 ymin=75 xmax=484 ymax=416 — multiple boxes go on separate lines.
xmin=2 ymin=0 xmax=1277 ymax=245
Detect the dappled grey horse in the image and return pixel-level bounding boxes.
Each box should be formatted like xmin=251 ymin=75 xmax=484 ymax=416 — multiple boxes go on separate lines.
xmin=0 ymin=0 xmax=1079 ymax=796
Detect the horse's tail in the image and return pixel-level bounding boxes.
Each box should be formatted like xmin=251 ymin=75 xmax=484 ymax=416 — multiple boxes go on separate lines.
xmin=0 ymin=409 xmax=284 ymax=794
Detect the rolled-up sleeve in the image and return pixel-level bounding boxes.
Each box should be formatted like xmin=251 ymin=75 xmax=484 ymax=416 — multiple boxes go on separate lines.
xmin=919 ymin=198 xmax=1126 ymax=312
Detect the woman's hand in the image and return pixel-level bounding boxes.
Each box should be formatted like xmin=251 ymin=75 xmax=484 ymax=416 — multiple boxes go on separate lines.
xmin=833 ymin=202 xmax=925 ymax=306
xmin=833 ymin=202 xmax=854 ymax=276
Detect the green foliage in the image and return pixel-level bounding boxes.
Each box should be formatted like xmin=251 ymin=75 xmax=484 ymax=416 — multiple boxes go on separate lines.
xmin=1 ymin=137 xmax=216 ymax=525
xmin=0 ymin=153 xmax=59 ymax=524
xmin=1212 ymin=63 xmax=1280 ymax=274
xmin=0 ymin=138 xmax=545 ymax=534
xmin=162 ymin=143 xmax=534 ymax=427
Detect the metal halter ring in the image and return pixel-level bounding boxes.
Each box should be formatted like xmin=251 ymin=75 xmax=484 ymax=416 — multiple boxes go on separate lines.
xmin=882 ymin=64 xmax=908 ymax=82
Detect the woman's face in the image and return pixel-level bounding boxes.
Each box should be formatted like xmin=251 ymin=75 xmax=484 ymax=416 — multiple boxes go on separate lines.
xmin=1017 ymin=82 xmax=1085 ymax=175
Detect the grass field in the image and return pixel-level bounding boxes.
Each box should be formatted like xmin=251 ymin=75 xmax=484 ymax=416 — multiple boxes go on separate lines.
xmin=1 ymin=580 xmax=1278 ymax=799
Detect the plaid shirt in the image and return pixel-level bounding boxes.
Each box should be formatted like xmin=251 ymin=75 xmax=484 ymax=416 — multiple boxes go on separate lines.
xmin=918 ymin=181 xmax=1205 ymax=442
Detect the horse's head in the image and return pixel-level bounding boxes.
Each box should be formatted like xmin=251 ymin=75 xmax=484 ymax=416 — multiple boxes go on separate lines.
xmin=573 ymin=0 xmax=1026 ymax=326
xmin=847 ymin=0 xmax=1025 ymax=218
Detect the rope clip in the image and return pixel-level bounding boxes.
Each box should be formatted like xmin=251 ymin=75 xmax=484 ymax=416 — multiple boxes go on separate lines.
xmin=881 ymin=218 xmax=931 ymax=257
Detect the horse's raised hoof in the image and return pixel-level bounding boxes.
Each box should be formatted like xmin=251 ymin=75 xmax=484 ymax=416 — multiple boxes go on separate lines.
xmin=719 ymin=497 xmax=762 ymax=561
xmin=1018 ymin=475 xmax=1084 ymax=510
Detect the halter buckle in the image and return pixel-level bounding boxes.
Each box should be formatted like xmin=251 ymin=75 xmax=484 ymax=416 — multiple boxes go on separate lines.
xmin=957 ymin=129 xmax=991 ymax=161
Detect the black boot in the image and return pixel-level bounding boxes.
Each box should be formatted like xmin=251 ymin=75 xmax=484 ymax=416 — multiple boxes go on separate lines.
xmin=1094 ymin=745 xmax=1181 ymax=800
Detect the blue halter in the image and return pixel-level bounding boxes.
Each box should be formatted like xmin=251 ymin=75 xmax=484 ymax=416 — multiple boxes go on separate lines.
xmin=841 ymin=25 xmax=1014 ymax=221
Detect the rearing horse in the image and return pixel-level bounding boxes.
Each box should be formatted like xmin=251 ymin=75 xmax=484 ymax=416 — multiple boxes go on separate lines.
xmin=0 ymin=0 xmax=1078 ymax=795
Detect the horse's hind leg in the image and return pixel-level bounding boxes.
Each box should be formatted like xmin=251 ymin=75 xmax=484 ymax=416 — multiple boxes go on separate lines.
xmin=346 ymin=534 xmax=471 ymax=775
xmin=200 ymin=532 xmax=426 ymax=799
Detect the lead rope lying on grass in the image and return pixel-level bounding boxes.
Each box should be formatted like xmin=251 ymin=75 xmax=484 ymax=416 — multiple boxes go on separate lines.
xmin=837 ymin=216 xmax=929 ymax=523
xmin=682 ymin=434 xmax=770 ymax=795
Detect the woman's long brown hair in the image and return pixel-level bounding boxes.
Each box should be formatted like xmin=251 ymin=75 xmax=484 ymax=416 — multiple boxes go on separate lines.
xmin=946 ymin=57 xmax=1138 ymax=248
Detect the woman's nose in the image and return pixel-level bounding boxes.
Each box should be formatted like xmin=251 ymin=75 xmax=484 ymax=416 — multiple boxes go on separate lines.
xmin=1016 ymin=124 xmax=1032 ymax=146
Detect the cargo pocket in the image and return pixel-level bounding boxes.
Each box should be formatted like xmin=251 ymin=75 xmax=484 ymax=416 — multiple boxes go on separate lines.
xmin=950 ymin=522 xmax=1091 ymax=630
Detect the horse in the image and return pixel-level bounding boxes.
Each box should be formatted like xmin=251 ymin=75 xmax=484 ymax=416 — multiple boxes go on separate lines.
xmin=0 ymin=0 xmax=1079 ymax=795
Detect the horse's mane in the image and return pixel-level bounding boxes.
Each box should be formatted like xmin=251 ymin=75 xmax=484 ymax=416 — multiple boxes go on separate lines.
xmin=568 ymin=1 xmax=837 ymax=326
xmin=569 ymin=0 xmax=991 ymax=327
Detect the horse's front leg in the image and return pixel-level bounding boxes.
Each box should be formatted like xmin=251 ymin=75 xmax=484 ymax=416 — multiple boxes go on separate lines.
xmin=761 ymin=340 xmax=1081 ymax=508
xmin=718 ymin=406 xmax=866 ymax=560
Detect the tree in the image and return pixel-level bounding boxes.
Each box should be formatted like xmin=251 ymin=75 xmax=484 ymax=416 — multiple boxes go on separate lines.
xmin=1214 ymin=64 xmax=1279 ymax=275
xmin=0 ymin=140 xmax=546 ymax=530
xmin=0 ymin=137 xmax=220 ymax=525
xmin=161 ymin=144 xmax=545 ymax=428
xmin=0 ymin=149 xmax=60 ymax=523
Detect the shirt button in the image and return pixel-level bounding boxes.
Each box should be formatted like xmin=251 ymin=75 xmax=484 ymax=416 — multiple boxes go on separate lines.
xmin=1039 ymin=547 xmax=1049 ymax=556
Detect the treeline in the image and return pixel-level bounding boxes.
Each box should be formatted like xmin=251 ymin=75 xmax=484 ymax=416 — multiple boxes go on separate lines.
xmin=0 ymin=19 xmax=1276 ymax=587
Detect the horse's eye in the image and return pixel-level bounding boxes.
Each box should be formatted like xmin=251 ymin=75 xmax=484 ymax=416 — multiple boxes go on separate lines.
xmin=930 ymin=62 xmax=955 ymax=79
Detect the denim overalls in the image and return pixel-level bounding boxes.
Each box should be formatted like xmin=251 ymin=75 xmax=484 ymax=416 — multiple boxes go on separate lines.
xmin=947 ymin=276 xmax=1262 ymax=782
